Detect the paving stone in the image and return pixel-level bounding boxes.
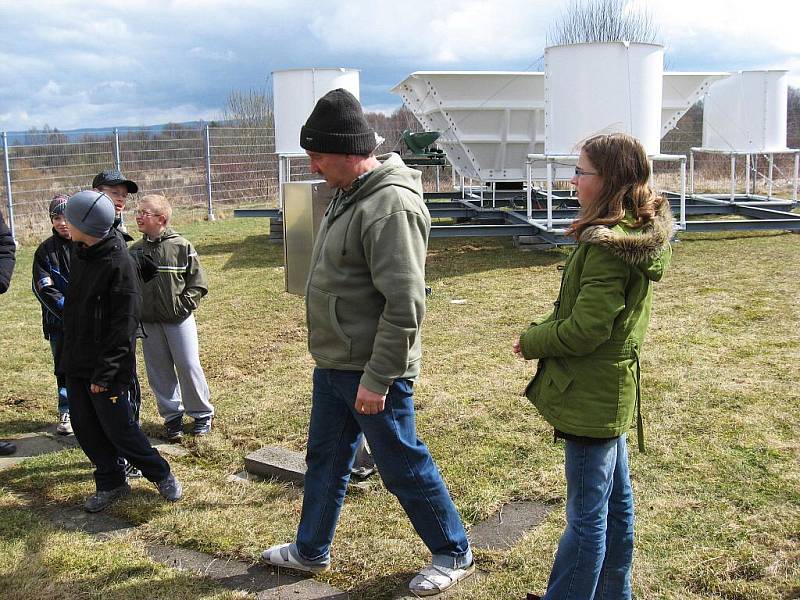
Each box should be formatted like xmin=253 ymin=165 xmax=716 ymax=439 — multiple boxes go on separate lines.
xmin=227 ymin=469 xmax=260 ymax=484
xmin=245 ymin=446 xmax=308 ymax=485
xmin=150 ymin=440 xmax=190 ymax=458
xmin=146 ymin=544 xmax=347 ymax=598
xmin=43 ymin=505 xmax=135 ymax=540
xmin=469 ymin=501 xmax=553 ymax=550
xmin=244 ymin=446 xmax=373 ymax=492
xmin=0 ymin=432 xmax=73 ymax=470
xmin=36 ymin=502 xmax=347 ymax=598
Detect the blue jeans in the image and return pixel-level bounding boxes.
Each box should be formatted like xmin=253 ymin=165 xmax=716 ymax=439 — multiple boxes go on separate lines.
xmin=296 ymin=368 xmax=472 ymax=569
xmin=544 ymin=434 xmax=634 ymax=600
xmin=49 ymin=333 xmax=68 ymax=414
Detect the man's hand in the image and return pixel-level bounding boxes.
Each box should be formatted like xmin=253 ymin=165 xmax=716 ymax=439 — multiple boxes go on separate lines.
xmin=512 ymin=337 xmax=523 ymax=357
xmin=90 ymin=383 xmax=108 ymax=394
xmin=355 ymin=384 xmax=386 ymax=415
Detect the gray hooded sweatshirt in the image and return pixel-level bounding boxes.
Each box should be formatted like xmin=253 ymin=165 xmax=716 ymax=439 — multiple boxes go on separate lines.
xmin=305 ymin=153 xmax=430 ymax=395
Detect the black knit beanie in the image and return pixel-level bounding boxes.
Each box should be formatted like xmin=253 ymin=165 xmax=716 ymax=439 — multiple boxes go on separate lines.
xmin=300 ymin=88 xmax=376 ymax=155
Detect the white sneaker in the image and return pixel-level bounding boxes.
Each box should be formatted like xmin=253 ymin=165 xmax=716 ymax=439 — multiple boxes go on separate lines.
xmin=56 ymin=412 xmax=73 ymax=435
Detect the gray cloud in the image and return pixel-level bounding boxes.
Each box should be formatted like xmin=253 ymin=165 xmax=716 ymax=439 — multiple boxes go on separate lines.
xmin=1 ymin=0 xmax=797 ymax=132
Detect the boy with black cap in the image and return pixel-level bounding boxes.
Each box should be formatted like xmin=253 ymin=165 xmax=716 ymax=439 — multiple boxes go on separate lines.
xmin=61 ymin=190 xmax=182 ymax=512
xmin=92 ymin=169 xmax=153 ymax=474
xmin=32 ymin=193 xmax=73 ymax=434
xmin=93 ymin=169 xmax=138 ymax=239
xmin=0 ymin=208 xmax=16 ymax=455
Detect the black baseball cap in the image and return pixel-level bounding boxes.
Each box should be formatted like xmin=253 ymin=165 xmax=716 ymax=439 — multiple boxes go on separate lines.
xmin=92 ymin=169 xmax=138 ymax=193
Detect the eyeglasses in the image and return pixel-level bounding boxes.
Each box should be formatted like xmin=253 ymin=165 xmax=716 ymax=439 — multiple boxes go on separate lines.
xmin=574 ymin=166 xmax=598 ymax=177
xmin=135 ymin=209 xmax=160 ymax=218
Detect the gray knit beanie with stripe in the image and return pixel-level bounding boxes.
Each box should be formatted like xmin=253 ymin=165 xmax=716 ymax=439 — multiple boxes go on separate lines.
xmin=65 ymin=191 xmax=115 ymax=238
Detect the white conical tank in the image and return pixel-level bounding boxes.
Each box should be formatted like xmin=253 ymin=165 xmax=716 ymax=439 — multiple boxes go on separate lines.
xmin=272 ymin=68 xmax=360 ymax=155
xmin=702 ymin=70 xmax=788 ymax=152
xmin=545 ymin=42 xmax=664 ymax=155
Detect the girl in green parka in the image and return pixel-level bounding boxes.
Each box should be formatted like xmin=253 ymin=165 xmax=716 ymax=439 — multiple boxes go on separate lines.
xmin=514 ymin=133 xmax=673 ymax=600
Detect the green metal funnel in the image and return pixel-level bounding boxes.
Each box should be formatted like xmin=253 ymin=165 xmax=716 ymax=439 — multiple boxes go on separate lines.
xmin=402 ymin=130 xmax=441 ymax=155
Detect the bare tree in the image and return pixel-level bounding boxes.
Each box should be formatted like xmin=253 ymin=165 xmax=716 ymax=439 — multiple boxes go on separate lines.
xmin=788 ymin=87 xmax=800 ymax=149
xmin=547 ymin=0 xmax=660 ymax=46
xmin=222 ymin=86 xmax=274 ymax=129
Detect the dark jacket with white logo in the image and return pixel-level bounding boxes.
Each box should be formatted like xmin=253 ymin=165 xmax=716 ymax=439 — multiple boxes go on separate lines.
xmin=59 ymin=232 xmax=141 ymax=387
xmin=32 ymin=229 xmax=72 ymax=338
xmin=0 ymin=211 xmax=15 ymax=294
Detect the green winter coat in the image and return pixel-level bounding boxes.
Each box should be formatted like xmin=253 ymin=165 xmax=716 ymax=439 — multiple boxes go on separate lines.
xmin=130 ymin=228 xmax=208 ymax=323
xmin=306 ymin=153 xmax=430 ymax=395
xmin=519 ymin=202 xmax=674 ymax=449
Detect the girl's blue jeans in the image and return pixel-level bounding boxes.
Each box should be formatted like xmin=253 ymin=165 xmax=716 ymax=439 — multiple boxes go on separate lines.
xmin=544 ymin=434 xmax=634 ymax=600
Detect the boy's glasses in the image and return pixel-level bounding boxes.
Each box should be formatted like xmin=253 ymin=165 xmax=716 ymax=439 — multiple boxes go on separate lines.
xmin=135 ymin=209 xmax=160 ymax=218
xmin=574 ymin=166 xmax=598 ymax=177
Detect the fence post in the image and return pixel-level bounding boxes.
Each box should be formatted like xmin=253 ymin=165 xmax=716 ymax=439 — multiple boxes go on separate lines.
xmin=1 ymin=132 xmax=15 ymax=240
xmin=204 ymin=124 xmax=215 ymax=221
xmin=113 ymin=128 xmax=121 ymax=171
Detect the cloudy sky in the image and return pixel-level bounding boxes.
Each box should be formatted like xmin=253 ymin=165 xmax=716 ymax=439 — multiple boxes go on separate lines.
xmin=1 ymin=0 xmax=798 ymax=132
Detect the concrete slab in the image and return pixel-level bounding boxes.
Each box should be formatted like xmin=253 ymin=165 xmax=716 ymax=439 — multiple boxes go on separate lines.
xmin=245 ymin=446 xmax=307 ymax=485
xmin=0 ymin=426 xmax=187 ymax=472
xmin=44 ymin=505 xmax=136 ymax=540
xmin=150 ymin=440 xmax=190 ymax=458
xmin=244 ymin=446 xmax=372 ymax=492
xmin=469 ymin=501 xmax=553 ymax=550
xmin=0 ymin=432 xmax=73 ymax=470
xmin=36 ymin=501 xmax=347 ymax=599
xmin=146 ymin=544 xmax=346 ymax=598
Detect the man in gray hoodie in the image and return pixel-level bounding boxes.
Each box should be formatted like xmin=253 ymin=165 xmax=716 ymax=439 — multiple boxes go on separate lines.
xmin=261 ymin=89 xmax=473 ymax=596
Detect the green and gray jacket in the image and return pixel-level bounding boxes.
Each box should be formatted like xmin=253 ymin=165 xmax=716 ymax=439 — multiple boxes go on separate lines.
xmin=519 ymin=202 xmax=674 ymax=450
xmin=130 ymin=228 xmax=208 ymax=323
xmin=306 ymin=153 xmax=430 ymax=395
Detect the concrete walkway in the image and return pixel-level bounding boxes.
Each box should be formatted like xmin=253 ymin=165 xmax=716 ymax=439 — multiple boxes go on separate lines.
xmin=2 ymin=429 xmax=554 ymax=598
xmin=1 ymin=427 xmax=346 ymax=599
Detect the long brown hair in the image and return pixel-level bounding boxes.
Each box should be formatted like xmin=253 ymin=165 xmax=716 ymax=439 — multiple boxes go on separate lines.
xmin=566 ymin=133 xmax=667 ymax=240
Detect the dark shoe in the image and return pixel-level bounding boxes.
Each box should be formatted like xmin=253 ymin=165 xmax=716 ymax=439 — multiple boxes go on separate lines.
xmin=84 ymin=483 xmax=131 ymax=513
xmin=155 ymin=473 xmax=182 ymax=502
xmin=164 ymin=416 xmax=183 ymax=442
xmin=0 ymin=441 xmax=16 ymax=455
xmin=192 ymin=416 xmax=212 ymax=436
xmin=526 ymin=594 xmax=543 ymax=600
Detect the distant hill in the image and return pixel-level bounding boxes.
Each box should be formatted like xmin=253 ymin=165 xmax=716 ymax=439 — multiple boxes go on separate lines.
xmin=5 ymin=121 xmax=214 ymax=145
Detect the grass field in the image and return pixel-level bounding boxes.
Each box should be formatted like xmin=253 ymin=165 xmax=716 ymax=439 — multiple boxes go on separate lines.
xmin=0 ymin=216 xmax=798 ymax=599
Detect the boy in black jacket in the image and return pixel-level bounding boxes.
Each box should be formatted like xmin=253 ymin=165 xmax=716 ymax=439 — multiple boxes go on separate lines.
xmin=61 ymin=190 xmax=182 ymax=512
xmin=32 ymin=194 xmax=73 ymax=435
xmin=0 ymin=209 xmax=16 ymax=455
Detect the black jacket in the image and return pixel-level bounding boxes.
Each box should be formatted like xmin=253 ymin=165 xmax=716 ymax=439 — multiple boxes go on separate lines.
xmin=32 ymin=230 xmax=72 ymax=338
xmin=0 ymin=211 xmax=15 ymax=294
xmin=59 ymin=232 xmax=141 ymax=387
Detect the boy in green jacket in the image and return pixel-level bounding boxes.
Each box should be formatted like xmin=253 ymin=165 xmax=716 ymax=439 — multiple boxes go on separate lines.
xmin=130 ymin=194 xmax=214 ymax=441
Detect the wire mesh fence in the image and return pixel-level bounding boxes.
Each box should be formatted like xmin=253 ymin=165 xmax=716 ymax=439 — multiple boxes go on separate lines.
xmin=0 ymin=124 xmax=281 ymax=239
xmin=1 ymin=99 xmax=797 ymax=240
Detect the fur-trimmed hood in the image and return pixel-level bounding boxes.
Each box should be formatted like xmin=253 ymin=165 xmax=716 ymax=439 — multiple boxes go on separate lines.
xmin=580 ymin=200 xmax=674 ymax=281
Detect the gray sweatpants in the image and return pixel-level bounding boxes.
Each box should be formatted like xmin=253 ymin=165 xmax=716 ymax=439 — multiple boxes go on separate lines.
xmin=141 ymin=314 xmax=214 ymax=422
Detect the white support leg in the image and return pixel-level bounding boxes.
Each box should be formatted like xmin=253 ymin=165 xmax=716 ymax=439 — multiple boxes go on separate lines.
xmin=768 ymin=154 xmax=774 ymax=199
xmin=680 ymin=158 xmax=687 ymax=230
xmin=546 ymin=160 xmax=553 ymax=232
